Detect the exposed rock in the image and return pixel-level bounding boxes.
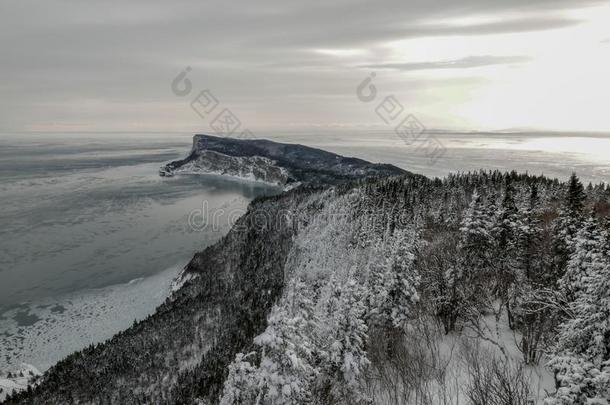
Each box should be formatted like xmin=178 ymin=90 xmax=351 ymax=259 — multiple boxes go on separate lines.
xmin=160 ymin=134 xmax=407 ymax=187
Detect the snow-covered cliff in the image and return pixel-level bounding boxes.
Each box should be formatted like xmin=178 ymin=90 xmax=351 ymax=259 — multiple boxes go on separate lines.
xmin=161 ymin=150 xmax=291 ymax=187
xmin=9 ymin=143 xmax=610 ymax=404
xmin=159 ymin=134 xmax=407 ymax=188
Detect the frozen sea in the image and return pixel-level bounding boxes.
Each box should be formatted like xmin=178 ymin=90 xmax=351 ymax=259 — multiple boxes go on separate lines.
xmin=265 ymin=129 xmax=610 ymax=184
xmin=0 ymin=130 xmax=608 ymax=373
xmin=0 ymin=132 xmax=280 ymax=371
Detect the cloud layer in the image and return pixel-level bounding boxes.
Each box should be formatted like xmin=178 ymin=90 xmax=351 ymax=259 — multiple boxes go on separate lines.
xmin=1 ymin=0 xmax=609 ymax=132
xmin=361 ymin=55 xmax=531 ymax=71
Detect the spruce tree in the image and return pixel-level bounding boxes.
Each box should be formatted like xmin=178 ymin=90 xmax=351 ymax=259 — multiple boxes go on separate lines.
xmin=560 ymin=214 xmax=605 ymax=301
xmin=460 ymin=189 xmax=493 ymax=269
xmin=491 ymin=180 xmax=522 ymax=327
xmin=550 ymin=173 xmax=588 ymax=287
xmin=566 ymin=172 xmax=586 ymax=217
xmin=324 ymin=278 xmax=370 ymax=404
xmin=549 ymin=213 xmax=610 ymax=404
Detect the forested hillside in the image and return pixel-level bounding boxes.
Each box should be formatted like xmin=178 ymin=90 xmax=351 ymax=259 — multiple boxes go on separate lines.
xmin=5 ymin=170 xmax=610 ymax=404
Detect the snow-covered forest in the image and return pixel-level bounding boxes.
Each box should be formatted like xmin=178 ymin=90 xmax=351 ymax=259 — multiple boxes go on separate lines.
xmin=219 ymin=172 xmax=610 ymax=405
xmin=5 ymin=171 xmax=610 ymax=404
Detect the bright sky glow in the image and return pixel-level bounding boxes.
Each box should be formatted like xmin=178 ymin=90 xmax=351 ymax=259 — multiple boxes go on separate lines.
xmin=1 ymin=1 xmax=610 ymax=135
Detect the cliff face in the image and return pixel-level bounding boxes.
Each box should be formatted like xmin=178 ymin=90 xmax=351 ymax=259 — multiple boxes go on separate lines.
xmin=8 ymin=165 xmax=607 ymax=404
xmin=161 ymin=150 xmax=291 ymax=186
xmin=7 ymin=139 xmax=410 ymax=405
xmin=9 ymin=173 xmax=425 ymax=404
xmin=160 ymin=134 xmax=407 ymax=187
xmin=6 ymin=188 xmax=309 ymax=404
xmin=12 ymin=134 xmax=605 ymax=404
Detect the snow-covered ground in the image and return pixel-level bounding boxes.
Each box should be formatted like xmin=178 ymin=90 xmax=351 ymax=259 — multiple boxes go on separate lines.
xmin=444 ymin=307 xmax=555 ymax=404
xmin=0 ymin=264 xmax=184 ymax=375
xmin=0 ymin=363 xmax=41 ymax=402
xmin=362 ymin=307 xmax=555 ymax=405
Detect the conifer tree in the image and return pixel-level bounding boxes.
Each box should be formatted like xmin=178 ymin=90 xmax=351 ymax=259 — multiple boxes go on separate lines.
xmin=549 ymin=214 xmax=610 ymax=404
xmin=560 ymin=214 xmax=605 ymax=301
xmin=517 ymin=183 xmax=544 ymax=281
xmin=551 ymin=173 xmax=588 ymax=287
xmin=491 ymin=180 xmax=521 ymax=292
xmin=221 ymin=282 xmax=317 ymax=405
xmin=459 ymin=189 xmax=494 ymax=299
xmin=460 ymin=189 xmax=493 ymax=269
xmin=323 ymin=278 xmax=370 ymax=404
xmin=567 ymin=173 xmax=587 ymax=217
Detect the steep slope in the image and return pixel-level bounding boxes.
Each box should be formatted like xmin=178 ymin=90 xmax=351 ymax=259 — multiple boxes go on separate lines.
xmin=4 ymin=187 xmax=311 ymax=404
xmin=6 ymin=154 xmax=609 ymax=403
xmin=159 ymin=134 xmax=407 ymax=187
xmin=5 ymin=139 xmax=411 ymax=404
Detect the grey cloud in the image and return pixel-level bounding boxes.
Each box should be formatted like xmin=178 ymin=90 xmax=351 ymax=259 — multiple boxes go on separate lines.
xmin=237 ymin=16 xmax=581 ymax=49
xmin=407 ymin=17 xmax=580 ymax=38
xmin=0 ymin=0 xmax=602 ymax=131
xmin=361 ymin=55 xmax=531 ymax=71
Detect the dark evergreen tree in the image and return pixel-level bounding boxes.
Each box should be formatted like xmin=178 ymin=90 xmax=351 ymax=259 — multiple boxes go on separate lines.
xmin=566 ymin=172 xmax=586 ymax=217
xmin=550 ymin=173 xmax=588 ymax=288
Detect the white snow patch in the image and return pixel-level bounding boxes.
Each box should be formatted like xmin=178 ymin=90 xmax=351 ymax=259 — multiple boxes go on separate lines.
xmin=0 ymin=363 xmax=41 ymax=402
xmin=174 ymin=168 xmax=288 ymax=188
xmin=451 ymin=305 xmax=555 ymax=404
xmin=169 ymin=266 xmax=198 ymax=296
xmin=165 ymin=151 xmax=293 ymax=189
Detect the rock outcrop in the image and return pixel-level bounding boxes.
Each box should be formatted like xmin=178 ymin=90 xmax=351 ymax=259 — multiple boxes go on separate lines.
xmin=160 ymin=134 xmax=406 ymax=188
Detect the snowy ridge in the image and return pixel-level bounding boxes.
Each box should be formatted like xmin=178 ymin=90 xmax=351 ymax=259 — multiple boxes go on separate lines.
xmin=168 ymin=150 xmax=291 ymax=188
xmin=8 ymin=163 xmax=610 ymax=404
xmin=0 ymin=364 xmax=41 ymax=402
xmin=159 ymin=134 xmax=407 ymax=188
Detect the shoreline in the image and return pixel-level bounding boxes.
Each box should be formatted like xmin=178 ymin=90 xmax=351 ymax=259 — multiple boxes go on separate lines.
xmin=0 ymin=263 xmax=185 ymax=374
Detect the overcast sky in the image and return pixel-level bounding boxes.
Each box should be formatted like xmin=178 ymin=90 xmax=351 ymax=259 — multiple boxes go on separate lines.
xmin=2 ymin=0 xmax=610 ymax=133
